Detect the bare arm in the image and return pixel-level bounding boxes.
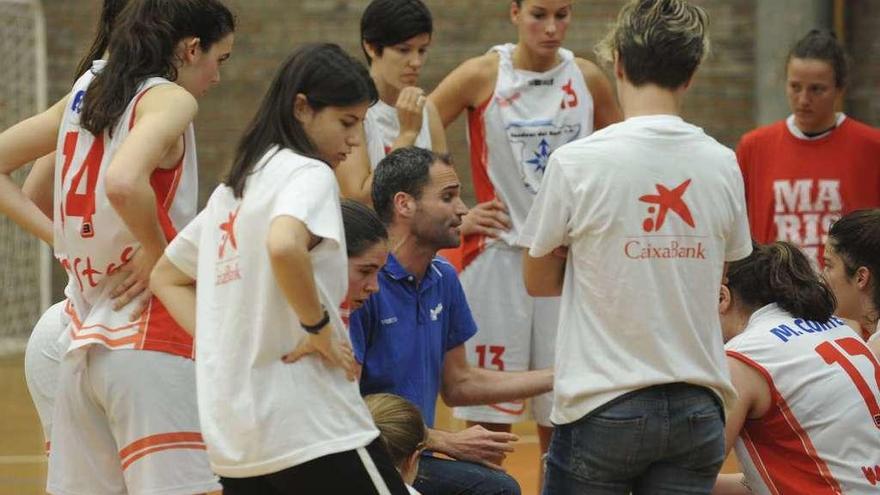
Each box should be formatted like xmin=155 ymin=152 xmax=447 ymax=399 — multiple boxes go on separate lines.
xmin=334 ymin=125 xmax=373 ymax=206
xmin=150 ymin=255 xmax=196 ymax=335
xmin=22 ymin=152 xmax=56 ymax=219
xmin=106 ymin=85 xmax=197 ymax=263
xmin=440 ymin=344 xmax=552 ymax=407
xmin=0 ymin=96 xmax=68 ymax=244
xmin=712 ymin=474 xmax=752 ymax=495
xmin=269 ymin=215 xmax=356 ymax=379
xmin=429 ymin=54 xmax=498 ymax=128
xmin=426 ymin=101 xmax=447 ymax=154
xmin=576 ymin=58 xmax=622 ymax=131
xmin=522 ymin=249 xmax=566 ymax=297
xmin=711 ymin=355 xmax=770 ymax=494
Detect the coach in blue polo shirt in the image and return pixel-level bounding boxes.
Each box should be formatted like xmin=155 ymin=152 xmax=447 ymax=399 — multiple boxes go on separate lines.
xmin=349 ymin=147 xmax=553 ymax=495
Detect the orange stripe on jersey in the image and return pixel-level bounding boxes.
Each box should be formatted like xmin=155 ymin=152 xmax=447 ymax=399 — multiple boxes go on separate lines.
xmin=741 ymin=429 xmax=782 ymax=495
xmin=121 ymin=442 xmax=207 ymax=470
xmin=70 ymin=331 xmax=140 ymax=348
xmin=119 ymin=432 xmax=206 ymax=470
xmin=454 ymin=96 xmax=496 ymax=271
xmin=119 ymin=432 xmax=205 ymax=459
xmin=728 ymin=351 xmax=843 ymax=494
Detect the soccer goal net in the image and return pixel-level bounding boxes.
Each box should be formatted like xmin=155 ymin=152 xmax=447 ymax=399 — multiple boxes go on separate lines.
xmin=0 ymin=0 xmax=50 ymax=355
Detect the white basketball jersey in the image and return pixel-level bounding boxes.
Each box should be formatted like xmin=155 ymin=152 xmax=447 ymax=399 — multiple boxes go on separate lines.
xmin=53 ymin=63 xmax=198 ymax=358
xmin=363 ymin=99 xmax=432 ymax=169
xmin=463 ymin=43 xmax=593 ymax=261
xmin=726 ymin=304 xmax=880 ymax=494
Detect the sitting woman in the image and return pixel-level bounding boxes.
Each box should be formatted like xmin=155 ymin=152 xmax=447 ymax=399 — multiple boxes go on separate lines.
xmin=714 ymin=241 xmax=880 ymax=494
xmin=365 ymin=393 xmax=429 ymax=495
xmin=822 ymin=209 xmax=880 ymax=355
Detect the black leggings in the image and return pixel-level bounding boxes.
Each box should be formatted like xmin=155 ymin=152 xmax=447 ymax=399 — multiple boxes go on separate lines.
xmin=220 ymin=437 xmax=408 ymax=494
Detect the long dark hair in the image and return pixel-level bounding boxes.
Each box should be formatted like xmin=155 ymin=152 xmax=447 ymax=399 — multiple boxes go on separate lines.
xmin=726 ymin=241 xmax=836 ymax=322
xmin=224 ymin=43 xmax=378 ymax=198
xmin=829 ymin=209 xmax=880 ymax=318
xmin=80 ymin=0 xmax=235 ymax=136
xmin=73 ymin=0 xmax=130 ymax=80
xmin=787 ymin=29 xmax=849 ymax=88
xmin=342 ymin=199 xmax=388 ymax=258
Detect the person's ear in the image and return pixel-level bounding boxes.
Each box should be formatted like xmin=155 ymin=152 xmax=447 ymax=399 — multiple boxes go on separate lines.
xmin=293 ymin=93 xmax=313 ymax=124
xmin=719 ymin=284 xmax=732 ymax=315
xmin=393 ymin=192 xmax=417 ymax=220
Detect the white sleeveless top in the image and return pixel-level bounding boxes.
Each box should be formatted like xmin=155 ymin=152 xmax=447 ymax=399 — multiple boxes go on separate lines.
xmin=465 ymin=43 xmax=593 ymax=255
xmin=364 ymin=98 xmax=432 ymax=169
xmin=53 ymin=62 xmax=198 ymax=358
xmin=726 ymin=304 xmax=880 ymax=494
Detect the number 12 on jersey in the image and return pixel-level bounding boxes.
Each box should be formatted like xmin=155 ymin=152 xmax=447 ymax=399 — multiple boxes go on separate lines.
xmin=60 ymin=131 xmax=105 ymax=238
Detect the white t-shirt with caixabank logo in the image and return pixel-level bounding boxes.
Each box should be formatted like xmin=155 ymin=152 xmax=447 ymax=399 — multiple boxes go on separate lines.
xmin=165 ymin=147 xmax=378 ymax=477
xmin=519 ymin=115 xmax=752 ymax=425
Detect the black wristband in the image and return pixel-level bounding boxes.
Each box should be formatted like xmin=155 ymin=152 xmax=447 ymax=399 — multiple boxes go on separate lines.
xmin=301 ymin=309 xmax=330 ymax=334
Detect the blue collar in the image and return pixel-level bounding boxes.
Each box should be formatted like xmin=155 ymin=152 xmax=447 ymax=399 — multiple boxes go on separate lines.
xmin=383 ymin=253 xmax=445 ymax=291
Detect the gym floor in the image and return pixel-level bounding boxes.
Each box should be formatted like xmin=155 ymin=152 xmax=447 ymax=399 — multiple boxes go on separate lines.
xmin=0 ymin=354 xmax=737 ymax=495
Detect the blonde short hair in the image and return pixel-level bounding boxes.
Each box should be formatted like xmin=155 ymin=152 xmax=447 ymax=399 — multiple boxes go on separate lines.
xmin=596 ymin=0 xmax=710 ymax=89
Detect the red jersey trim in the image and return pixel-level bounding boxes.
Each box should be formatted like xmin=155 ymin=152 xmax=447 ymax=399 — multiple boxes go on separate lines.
xmin=119 ymin=431 xmax=206 ymax=470
xmin=457 ymin=96 xmax=495 ymax=271
xmin=727 ymin=350 xmax=843 ymax=494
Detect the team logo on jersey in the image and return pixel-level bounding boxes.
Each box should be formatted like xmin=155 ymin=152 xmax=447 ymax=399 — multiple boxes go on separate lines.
xmin=639 ymin=179 xmax=696 ymax=232
xmin=71 ymin=90 xmax=86 ymax=113
xmin=560 ymin=79 xmax=578 ymax=109
xmin=216 ymin=206 xmax=242 ymax=286
xmin=218 ymin=207 xmax=239 ymax=258
xmin=525 ymin=139 xmax=551 ymax=175
xmin=429 ymin=302 xmax=444 ymax=321
xmin=508 ymin=122 xmax=581 ymax=194
xmin=625 ymin=179 xmax=706 ymax=260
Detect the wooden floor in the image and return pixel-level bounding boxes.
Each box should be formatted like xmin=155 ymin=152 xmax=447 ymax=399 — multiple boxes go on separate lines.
xmin=0 ymin=354 xmax=737 ymax=495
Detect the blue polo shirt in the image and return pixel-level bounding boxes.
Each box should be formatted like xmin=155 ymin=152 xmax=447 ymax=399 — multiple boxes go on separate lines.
xmin=349 ymin=253 xmax=478 ymax=427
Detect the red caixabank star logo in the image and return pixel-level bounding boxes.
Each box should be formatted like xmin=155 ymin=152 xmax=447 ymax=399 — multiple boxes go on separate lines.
xmin=638 ymin=179 xmax=696 ymax=232
xmin=218 ymin=207 xmax=240 ymax=259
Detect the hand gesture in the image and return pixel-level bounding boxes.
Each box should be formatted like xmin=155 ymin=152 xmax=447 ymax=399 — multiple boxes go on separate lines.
xmin=444 ymin=425 xmax=518 ymax=471
xmin=282 ymin=328 xmax=358 ymax=382
xmin=460 ymin=199 xmax=511 ymax=238
xmin=396 ymin=87 xmax=426 ymax=139
xmin=111 ymin=247 xmax=159 ymax=320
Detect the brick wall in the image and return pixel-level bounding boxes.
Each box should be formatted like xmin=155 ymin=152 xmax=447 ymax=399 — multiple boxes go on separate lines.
xmin=43 ymin=0 xmax=756 ymax=203
xmin=846 ymin=1 xmax=880 ymax=126
xmin=33 ymin=0 xmax=877 ymax=298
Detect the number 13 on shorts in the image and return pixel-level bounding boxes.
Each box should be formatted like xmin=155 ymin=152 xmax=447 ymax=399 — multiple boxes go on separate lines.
xmin=475 ymin=344 xmax=506 ymax=371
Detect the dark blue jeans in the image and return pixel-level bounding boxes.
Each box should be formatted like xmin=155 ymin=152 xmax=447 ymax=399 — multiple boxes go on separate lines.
xmin=543 ymin=383 xmax=725 ymax=495
xmin=415 ymin=455 xmax=521 ymax=495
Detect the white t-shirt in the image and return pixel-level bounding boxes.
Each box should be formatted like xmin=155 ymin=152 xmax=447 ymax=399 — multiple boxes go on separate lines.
xmin=364 ymin=99 xmax=432 ymax=169
xmin=727 ymin=304 xmax=880 ymax=494
xmin=165 ymin=146 xmax=378 ymax=477
xmin=518 ymin=115 xmax=752 ymax=425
